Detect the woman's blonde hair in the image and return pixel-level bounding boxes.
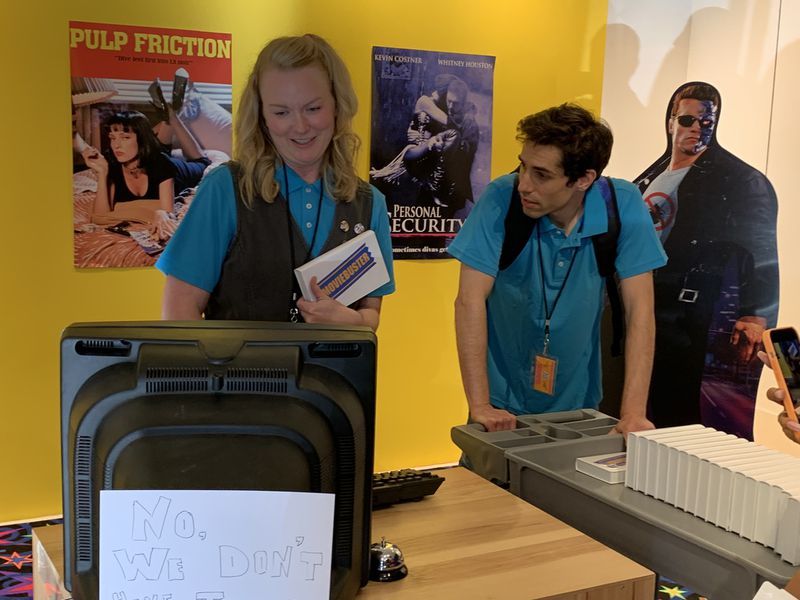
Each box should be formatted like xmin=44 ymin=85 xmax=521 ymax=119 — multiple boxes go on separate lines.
xmin=234 ymin=34 xmax=361 ymax=207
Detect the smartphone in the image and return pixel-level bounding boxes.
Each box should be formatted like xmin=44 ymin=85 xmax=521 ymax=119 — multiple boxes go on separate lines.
xmin=762 ymin=327 xmax=800 ymax=436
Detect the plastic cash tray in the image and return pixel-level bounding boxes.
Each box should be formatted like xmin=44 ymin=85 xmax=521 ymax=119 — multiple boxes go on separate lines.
xmin=450 ymin=409 xmax=620 ymax=485
xmin=505 ymin=438 xmax=796 ymax=600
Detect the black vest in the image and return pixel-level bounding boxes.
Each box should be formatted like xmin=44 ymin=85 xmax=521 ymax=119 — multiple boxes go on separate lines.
xmin=206 ymin=162 xmax=374 ymax=321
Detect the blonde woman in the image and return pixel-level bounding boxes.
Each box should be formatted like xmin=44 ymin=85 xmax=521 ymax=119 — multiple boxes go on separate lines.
xmin=157 ymin=34 xmax=395 ymax=328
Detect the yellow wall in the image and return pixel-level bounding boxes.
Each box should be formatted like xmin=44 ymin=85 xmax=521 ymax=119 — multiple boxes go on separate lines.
xmin=0 ymin=0 xmax=607 ymax=523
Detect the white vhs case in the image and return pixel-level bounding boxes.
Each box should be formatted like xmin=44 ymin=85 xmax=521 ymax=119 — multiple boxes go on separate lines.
xmin=655 ymin=431 xmax=731 ymax=509
xmin=689 ymin=440 xmax=749 ymax=521
xmin=575 ymin=452 xmax=627 ymax=484
xmin=626 ymin=425 xmax=706 ymax=492
xmin=713 ymin=447 xmax=779 ymax=531
xmin=729 ymin=453 xmax=795 ymax=541
xmin=748 ymin=461 xmax=800 ymax=545
xmin=646 ymin=429 xmax=721 ymax=501
xmin=776 ymin=493 xmax=800 ymax=564
xmin=755 ymin=470 xmax=800 ymax=548
xmin=294 ymin=230 xmax=389 ymax=307
xmin=680 ymin=434 xmax=746 ymax=514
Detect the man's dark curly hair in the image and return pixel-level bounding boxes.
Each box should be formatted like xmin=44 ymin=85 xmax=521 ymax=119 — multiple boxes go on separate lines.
xmin=516 ymin=103 xmax=613 ymax=184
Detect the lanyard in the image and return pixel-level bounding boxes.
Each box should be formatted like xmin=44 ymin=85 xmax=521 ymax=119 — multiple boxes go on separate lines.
xmin=536 ymin=220 xmax=579 ymax=354
xmin=283 ymin=162 xmax=323 ymax=322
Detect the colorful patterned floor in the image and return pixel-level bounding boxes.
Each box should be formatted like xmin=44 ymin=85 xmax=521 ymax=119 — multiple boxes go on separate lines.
xmin=657 ymin=576 xmax=708 ymax=599
xmin=0 ymin=520 xmax=61 ymax=599
xmin=1 ymin=519 xmax=707 ymax=599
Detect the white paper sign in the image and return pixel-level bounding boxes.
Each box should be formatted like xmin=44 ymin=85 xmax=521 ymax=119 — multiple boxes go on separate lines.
xmin=99 ymin=490 xmax=335 ymax=600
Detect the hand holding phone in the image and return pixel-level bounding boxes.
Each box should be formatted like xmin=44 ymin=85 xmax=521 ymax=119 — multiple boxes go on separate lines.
xmin=762 ymin=327 xmax=800 ymax=442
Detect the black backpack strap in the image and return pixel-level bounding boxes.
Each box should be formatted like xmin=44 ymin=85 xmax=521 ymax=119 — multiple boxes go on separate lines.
xmin=592 ymin=177 xmax=624 ymax=357
xmin=499 ymin=173 xmax=537 ymax=271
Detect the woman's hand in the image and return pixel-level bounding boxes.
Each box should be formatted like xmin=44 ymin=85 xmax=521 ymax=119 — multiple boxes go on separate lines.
xmin=81 ymin=146 xmax=108 ymax=176
xmin=296 ymin=278 xmax=356 ymax=325
xmin=297 ymin=279 xmax=382 ymax=330
xmin=296 ymin=277 xmax=378 ymax=328
xmin=151 ymin=209 xmax=177 ymax=240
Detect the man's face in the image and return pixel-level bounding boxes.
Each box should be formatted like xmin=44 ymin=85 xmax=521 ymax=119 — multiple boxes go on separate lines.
xmin=517 ymin=142 xmax=585 ymax=222
xmin=446 ymin=88 xmax=466 ymax=124
xmin=669 ymin=98 xmax=717 ymax=156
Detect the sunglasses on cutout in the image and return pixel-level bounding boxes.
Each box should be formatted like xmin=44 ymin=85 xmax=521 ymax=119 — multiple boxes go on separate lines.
xmin=674 ymin=114 xmax=714 ymax=128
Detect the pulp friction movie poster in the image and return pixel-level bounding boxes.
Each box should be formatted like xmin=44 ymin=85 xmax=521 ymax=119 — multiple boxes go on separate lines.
xmin=369 ymin=46 xmax=495 ymax=259
xmin=69 ymin=21 xmax=232 ymax=268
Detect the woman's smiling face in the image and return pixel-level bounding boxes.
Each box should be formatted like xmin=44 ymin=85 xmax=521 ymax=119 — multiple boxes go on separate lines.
xmin=259 ymin=65 xmax=336 ymax=182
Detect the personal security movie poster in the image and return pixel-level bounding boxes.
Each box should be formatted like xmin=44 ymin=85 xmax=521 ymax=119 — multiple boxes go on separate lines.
xmin=69 ymin=21 xmax=232 ymax=268
xmin=369 ymin=46 xmax=495 ymax=259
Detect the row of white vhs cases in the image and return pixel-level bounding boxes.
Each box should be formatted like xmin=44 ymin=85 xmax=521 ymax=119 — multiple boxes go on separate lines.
xmin=626 ymin=425 xmax=800 ymax=566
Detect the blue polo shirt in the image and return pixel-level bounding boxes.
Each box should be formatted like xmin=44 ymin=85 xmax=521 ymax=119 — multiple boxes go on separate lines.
xmin=448 ymin=174 xmax=666 ymax=414
xmin=157 ymin=164 xmax=396 ymax=297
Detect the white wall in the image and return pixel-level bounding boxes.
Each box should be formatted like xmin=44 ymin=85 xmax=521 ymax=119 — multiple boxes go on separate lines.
xmin=754 ymin=0 xmax=800 ymax=454
xmin=602 ymin=0 xmax=778 ymax=177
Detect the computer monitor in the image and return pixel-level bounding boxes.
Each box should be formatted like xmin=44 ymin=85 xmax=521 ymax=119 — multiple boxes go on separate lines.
xmin=60 ymin=320 xmax=376 ymax=600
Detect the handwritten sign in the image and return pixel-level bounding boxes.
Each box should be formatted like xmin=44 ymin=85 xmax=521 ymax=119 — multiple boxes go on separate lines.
xmin=99 ymin=490 xmax=335 ymax=600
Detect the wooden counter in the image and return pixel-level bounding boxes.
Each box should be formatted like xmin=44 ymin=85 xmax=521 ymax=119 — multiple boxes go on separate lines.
xmin=33 ymin=467 xmax=653 ymax=599
xmin=360 ymin=467 xmax=653 ymax=599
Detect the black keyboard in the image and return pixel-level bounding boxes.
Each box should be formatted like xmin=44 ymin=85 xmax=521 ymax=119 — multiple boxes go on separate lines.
xmin=372 ymin=468 xmax=445 ymax=508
